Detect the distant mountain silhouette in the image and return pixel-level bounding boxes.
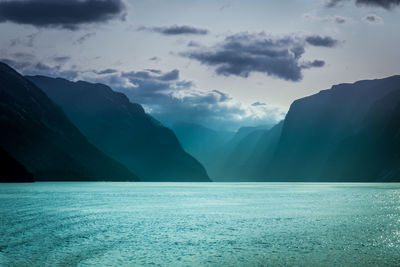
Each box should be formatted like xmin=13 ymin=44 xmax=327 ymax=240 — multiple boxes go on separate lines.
xmin=216 ymin=122 xmax=283 ymax=181
xmin=0 ymin=147 xmax=34 ymax=182
xmin=171 ymin=122 xmax=276 ymax=180
xmin=221 ymin=75 xmax=400 ymax=181
xmin=172 ymin=122 xmax=234 ymax=178
xmin=0 ymin=62 xmax=137 ymax=181
xmin=3 ymin=60 xmax=398 ymax=182
xmin=28 ymin=76 xmax=210 ymax=182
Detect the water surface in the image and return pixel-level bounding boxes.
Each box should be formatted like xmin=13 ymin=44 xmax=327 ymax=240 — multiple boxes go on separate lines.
xmin=0 ymin=182 xmax=399 ymax=266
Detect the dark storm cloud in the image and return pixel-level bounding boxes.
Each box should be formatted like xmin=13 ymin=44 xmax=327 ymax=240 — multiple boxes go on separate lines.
xmin=0 ymin=0 xmax=127 ymax=30
xmin=219 ymin=3 xmax=232 ymax=11
xmin=145 ymin=69 xmax=162 ymax=74
xmin=334 ymin=16 xmax=348 ymax=23
xmin=149 ymin=56 xmax=160 ymax=61
xmin=301 ymin=60 xmax=326 ymax=69
xmin=124 ymin=84 xmax=281 ymax=131
xmin=138 ymin=25 xmax=209 ymax=35
xmin=122 ymin=69 xmax=179 ymax=82
xmin=74 ymin=32 xmax=96 ymax=45
xmin=77 ymin=67 xmax=283 ymax=130
xmin=363 ymin=14 xmax=384 ymax=23
xmin=305 ymin=35 xmax=339 ymax=47
xmin=52 ymin=56 xmax=71 ymax=63
xmin=0 ymin=57 xmax=79 ymax=80
xmin=11 ymin=52 xmax=35 ymax=61
xmin=94 ymin=68 xmax=119 ymax=75
xmin=105 ymin=70 xmax=234 ymax=116
xmin=325 ymin=0 xmax=400 ymax=9
xmin=188 ymin=41 xmax=202 ymax=47
xmin=1 ymin=55 xmax=283 ymax=130
xmin=325 ymin=0 xmax=346 ymax=7
xmin=9 ymin=32 xmax=40 ymax=48
xmin=109 ymin=69 xmax=184 ymax=104
xmin=251 ymin=102 xmax=266 ymax=106
xmin=358 ymin=0 xmax=400 ymax=9
xmin=302 ymin=13 xmax=350 ymax=24
xmin=0 ymin=58 xmax=32 ymax=70
xmin=183 ymin=32 xmax=339 ymax=81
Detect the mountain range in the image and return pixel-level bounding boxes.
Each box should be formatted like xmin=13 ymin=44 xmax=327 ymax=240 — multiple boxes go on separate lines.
xmin=171 ymin=122 xmax=234 ymax=178
xmin=27 ymin=76 xmax=210 ymax=182
xmin=217 ymin=75 xmax=400 ymax=182
xmin=0 ymin=62 xmax=137 ymax=182
xmin=1 ymin=60 xmax=399 ymax=182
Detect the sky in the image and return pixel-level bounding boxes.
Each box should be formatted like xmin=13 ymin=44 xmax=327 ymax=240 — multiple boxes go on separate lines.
xmin=0 ymin=0 xmax=399 ymax=131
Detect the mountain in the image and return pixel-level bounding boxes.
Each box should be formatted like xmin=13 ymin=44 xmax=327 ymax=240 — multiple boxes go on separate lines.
xmin=229 ymin=125 xmax=272 ymax=144
xmin=322 ymin=88 xmax=400 ymax=181
xmin=28 ymin=76 xmax=210 ymax=182
xmin=0 ymin=62 xmax=137 ymax=181
xmin=171 ymin=122 xmax=275 ymax=180
xmin=223 ymin=75 xmax=400 ymax=182
xmin=0 ymin=147 xmax=34 ymax=182
xmin=171 ymin=122 xmax=234 ymax=178
xmin=266 ymin=75 xmax=400 ymax=181
xmin=172 ymin=122 xmax=235 ymax=160
xmin=215 ymin=122 xmax=283 ymax=181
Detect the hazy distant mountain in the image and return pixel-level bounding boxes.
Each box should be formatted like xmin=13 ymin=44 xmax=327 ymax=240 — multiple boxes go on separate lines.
xmin=0 ymin=147 xmax=34 ymax=183
xmin=216 ymin=122 xmax=283 ymax=181
xmin=171 ymin=122 xmax=234 ymax=178
xmin=28 ymin=76 xmax=210 ymax=182
xmin=171 ymin=122 xmax=275 ymax=180
xmin=218 ymin=121 xmax=283 ymax=181
xmin=225 ymin=75 xmax=400 ymax=182
xmin=172 ymin=122 xmax=235 ymax=159
xmin=0 ymin=62 xmax=137 ymax=181
xmin=229 ymin=125 xmax=272 ymax=144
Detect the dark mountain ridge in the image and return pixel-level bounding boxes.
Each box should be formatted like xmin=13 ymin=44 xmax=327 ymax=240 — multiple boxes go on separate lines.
xmin=0 ymin=62 xmax=138 ymax=181
xmin=218 ymin=75 xmax=400 ymax=182
xmin=267 ymin=75 xmax=400 ymax=181
xmin=28 ymin=76 xmax=210 ymax=182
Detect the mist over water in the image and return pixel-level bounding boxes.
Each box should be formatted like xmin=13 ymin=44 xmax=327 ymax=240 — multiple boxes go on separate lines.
xmin=0 ymin=182 xmax=399 ymax=266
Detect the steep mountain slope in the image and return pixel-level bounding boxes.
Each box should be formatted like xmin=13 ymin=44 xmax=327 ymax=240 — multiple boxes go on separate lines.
xmin=323 ymin=89 xmax=400 ymax=181
xmin=265 ymin=75 xmax=400 ymax=181
xmin=0 ymin=62 xmax=137 ymax=181
xmin=28 ymin=76 xmax=210 ymax=181
xmin=215 ymin=75 xmax=400 ymax=182
xmin=171 ymin=122 xmax=234 ymax=178
xmin=215 ymin=122 xmax=283 ymax=181
xmin=0 ymin=147 xmax=34 ymax=182
xmin=172 ymin=122 xmax=234 ymax=160
xmin=171 ymin=122 xmax=275 ymax=181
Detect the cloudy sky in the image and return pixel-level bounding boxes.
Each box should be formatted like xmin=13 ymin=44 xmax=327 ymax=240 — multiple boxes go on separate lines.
xmin=1 ymin=0 xmax=399 ymax=130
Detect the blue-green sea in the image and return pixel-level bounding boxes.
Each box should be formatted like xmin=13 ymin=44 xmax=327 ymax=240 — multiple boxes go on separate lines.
xmin=0 ymin=182 xmax=399 ymax=266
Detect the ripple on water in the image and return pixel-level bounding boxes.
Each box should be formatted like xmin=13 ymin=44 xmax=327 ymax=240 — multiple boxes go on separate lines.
xmin=0 ymin=182 xmax=399 ymax=266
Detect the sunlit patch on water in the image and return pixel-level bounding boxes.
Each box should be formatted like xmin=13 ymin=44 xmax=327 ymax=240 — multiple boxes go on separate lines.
xmin=0 ymin=182 xmax=400 ymax=266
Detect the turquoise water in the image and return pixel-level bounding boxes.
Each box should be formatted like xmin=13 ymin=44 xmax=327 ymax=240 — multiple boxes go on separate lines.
xmin=0 ymin=183 xmax=399 ymax=266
